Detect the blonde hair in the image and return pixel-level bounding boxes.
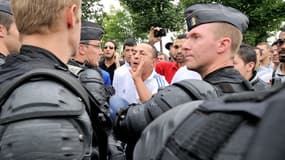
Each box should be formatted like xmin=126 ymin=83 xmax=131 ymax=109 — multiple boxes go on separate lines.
xmin=212 ymin=23 xmax=243 ymax=54
xmin=10 ymin=0 xmax=81 ymax=35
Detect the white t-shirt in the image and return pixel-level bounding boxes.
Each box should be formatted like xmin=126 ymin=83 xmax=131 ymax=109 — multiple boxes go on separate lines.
xmin=113 ymin=68 xmax=168 ymax=104
xmin=171 ymin=66 xmax=202 ymax=84
xmin=256 ymin=64 xmax=273 ymax=84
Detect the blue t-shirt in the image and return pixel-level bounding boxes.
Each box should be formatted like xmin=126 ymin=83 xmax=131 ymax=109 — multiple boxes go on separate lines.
xmin=100 ymin=69 xmax=111 ymax=86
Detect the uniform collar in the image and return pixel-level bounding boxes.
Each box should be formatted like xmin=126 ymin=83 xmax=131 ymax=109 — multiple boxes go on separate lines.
xmin=20 ymin=45 xmax=69 ymax=70
xmin=0 ymin=52 xmax=6 ymax=59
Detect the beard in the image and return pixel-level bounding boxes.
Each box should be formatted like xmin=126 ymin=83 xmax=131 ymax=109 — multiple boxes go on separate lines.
xmin=278 ymin=49 xmax=285 ymax=63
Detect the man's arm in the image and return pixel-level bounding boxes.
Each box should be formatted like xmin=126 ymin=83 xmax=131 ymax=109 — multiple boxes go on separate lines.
xmin=148 ymin=26 xmax=162 ymax=45
xmin=130 ymin=58 xmax=152 ymax=102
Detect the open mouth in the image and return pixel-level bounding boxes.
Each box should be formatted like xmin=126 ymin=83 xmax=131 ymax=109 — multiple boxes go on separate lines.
xmin=132 ymin=62 xmax=140 ymax=67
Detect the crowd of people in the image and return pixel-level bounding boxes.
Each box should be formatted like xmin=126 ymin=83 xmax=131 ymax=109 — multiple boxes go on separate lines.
xmin=0 ymin=0 xmax=285 ymax=160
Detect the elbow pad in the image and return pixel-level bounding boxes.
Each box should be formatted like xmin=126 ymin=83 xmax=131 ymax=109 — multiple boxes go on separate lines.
xmin=114 ymin=79 xmax=218 ymax=143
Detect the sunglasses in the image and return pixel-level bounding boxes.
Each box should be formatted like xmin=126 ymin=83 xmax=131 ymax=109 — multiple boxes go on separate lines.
xmin=104 ymin=46 xmax=114 ymax=50
xmin=276 ymin=39 xmax=285 ymax=47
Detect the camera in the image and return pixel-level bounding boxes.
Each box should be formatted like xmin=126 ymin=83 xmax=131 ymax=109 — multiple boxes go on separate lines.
xmin=154 ymin=28 xmax=167 ymax=37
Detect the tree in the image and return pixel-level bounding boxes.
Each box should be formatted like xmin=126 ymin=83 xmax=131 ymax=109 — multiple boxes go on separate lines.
xmin=102 ymin=7 xmax=136 ymax=48
xmin=180 ymin=0 xmax=285 ymax=45
xmin=119 ymin=0 xmax=185 ymax=39
xmin=82 ymin=0 xmax=104 ymax=25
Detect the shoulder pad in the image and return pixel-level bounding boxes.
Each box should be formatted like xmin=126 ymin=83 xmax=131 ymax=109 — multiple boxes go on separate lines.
xmin=0 ymin=80 xmax=85 ymax=124
xmin=79 ymin=68 xmax=103 ymax=84
xmin=78 ymin=68 xmax=112 ymax=106
xmin=173 ymin=79 xmax=218 ymax=99
xmin=68 ymin=64 xmax=84 ymax=75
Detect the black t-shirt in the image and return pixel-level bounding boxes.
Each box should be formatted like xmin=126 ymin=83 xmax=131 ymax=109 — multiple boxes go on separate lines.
xmin=99 ymin=60 xmax=124 ymax=84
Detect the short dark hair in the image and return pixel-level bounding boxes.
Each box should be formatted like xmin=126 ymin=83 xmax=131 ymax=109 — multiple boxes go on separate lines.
xmin=238 ymin=44 xmax=257 ymax=65
xmin=123 ymin=38 xmax=137 ymax=50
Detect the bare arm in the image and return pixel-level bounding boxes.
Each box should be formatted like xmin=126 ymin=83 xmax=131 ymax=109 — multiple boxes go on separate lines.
xmin=148 ymin=27 xmax=161 ymax=45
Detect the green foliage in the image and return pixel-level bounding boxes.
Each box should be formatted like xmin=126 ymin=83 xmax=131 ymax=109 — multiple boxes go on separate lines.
xmin=101 ymin=8 xmax=136 ymax=48
xmin=82 ymin=0 xmax=104 ymax=24
xmin=180 ymin=0 xmax=285 ymax=45
xmin=82 ymin=0 xmax=285 ymax=47
xmin=119 ymin=0 xmax=185 ymax=39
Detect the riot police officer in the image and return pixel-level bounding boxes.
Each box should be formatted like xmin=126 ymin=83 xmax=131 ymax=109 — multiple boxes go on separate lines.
xmin=0 ymin=0 xmax=20 ymax=64
xmin=0 ymin=0 xmax=110 ymax=160
xmin=133 ymin=27 xmax=285 ymax=159
xmin=68 ymin=21 xmax=123 ymax=160
xmin=113 ymin=3 xmax=253 ymax=159
xmin=68 ymin=21 xmax=114 ymax=110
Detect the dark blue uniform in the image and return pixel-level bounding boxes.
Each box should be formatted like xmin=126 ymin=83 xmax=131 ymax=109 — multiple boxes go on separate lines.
xmin=0 ymin=45 xmax=69 ymax=83
xmin=0 ymin=45 xmax=102 ymax=160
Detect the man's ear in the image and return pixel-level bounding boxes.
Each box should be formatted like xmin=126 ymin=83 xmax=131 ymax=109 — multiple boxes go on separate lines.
xmin=78 ymin=44 xmax=87 ymax=55
xmin=246 ymin=61 xmax=255 ymax=72
xmin=152 ymin=57 xmax=158 ymax=66
xmin=217 ymin=37 xmax=231 ymax=54
xmin=0 ymin=24 xmax=7 ymax=38
xmin=65 ymin=4 xmax=79 ymax=29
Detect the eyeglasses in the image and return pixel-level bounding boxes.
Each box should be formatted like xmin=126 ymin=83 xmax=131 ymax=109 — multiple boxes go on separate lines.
xmin=276 ymin=39 xmax=285 ymax=47
xmin=81 ymin=43 xmax=101 ymax=50
xmin=104 ymin=46 xmax=114 ymax=50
